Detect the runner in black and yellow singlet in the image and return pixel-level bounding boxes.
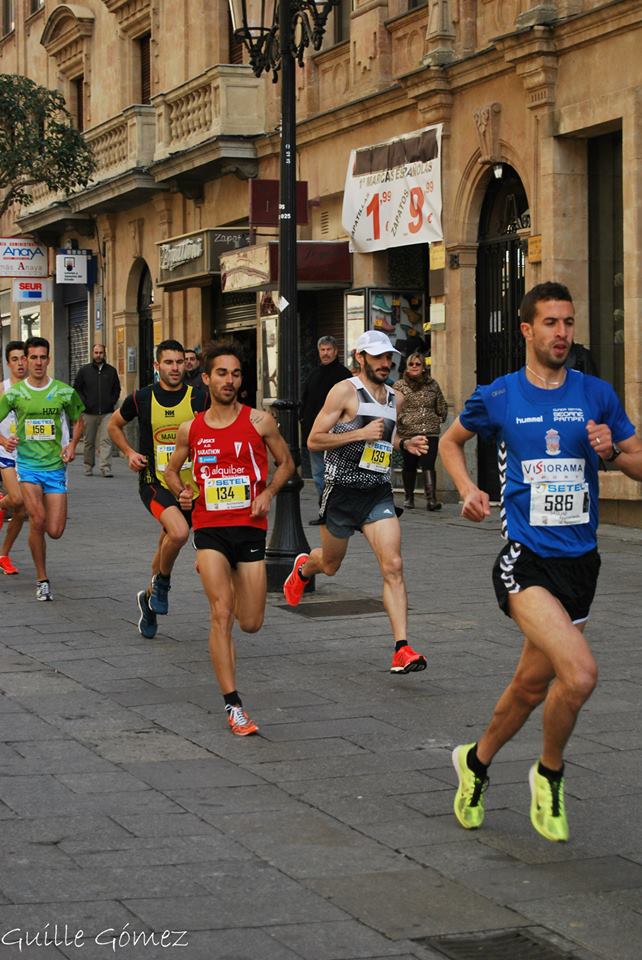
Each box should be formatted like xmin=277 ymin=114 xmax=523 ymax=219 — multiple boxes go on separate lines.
xmin=108 ymin=339 xmax=207 ymax=639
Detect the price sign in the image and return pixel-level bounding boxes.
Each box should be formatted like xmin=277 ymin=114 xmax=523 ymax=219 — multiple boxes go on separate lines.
xmin=342 ymin=125 xmax=443 ymax=253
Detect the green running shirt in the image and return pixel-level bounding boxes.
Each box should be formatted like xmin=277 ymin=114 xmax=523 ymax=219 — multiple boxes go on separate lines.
xmin=0 ymin=378 xmax=85 ymax=471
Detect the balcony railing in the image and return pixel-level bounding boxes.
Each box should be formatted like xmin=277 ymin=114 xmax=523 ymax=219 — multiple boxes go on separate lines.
xmin=152 ymin=64 xmax=265 ymax=163
xmin=23 ymin=104 xmax=155 ymax=213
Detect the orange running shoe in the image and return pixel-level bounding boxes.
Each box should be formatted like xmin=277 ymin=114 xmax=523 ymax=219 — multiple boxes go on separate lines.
xmin=390 ymin=644 xmax=427 ymax=674
xmin=0 ymin=555 xmax=19 ymax=575
xmin=226 ymin=704 xmax=259 ymax=736
xmin=283 ymin=552 xmax=310 ymax=606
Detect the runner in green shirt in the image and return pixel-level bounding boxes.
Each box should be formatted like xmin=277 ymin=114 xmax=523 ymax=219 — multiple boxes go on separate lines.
xmin=0 ymin=337 xmax=85 ymax=601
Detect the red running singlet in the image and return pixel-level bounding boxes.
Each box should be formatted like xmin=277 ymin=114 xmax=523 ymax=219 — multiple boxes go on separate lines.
xmin=189 ymin=406 xmax=269 ymax=531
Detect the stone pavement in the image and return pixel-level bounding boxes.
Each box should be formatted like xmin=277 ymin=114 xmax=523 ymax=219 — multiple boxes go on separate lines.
xmin=0 ymin=458 xmax=641 ymax=960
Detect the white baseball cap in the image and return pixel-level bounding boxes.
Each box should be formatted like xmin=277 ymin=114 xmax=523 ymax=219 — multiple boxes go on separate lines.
xmin=355 ymin=330 xmax=399 ymax=356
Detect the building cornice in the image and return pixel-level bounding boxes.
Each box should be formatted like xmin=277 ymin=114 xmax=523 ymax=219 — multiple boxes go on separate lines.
xmin=100 ymin=0 xmax=151 ymax=38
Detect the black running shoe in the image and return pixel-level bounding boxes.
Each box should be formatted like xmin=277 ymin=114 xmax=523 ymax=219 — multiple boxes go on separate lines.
xmin=137 ymin=590 xmax=158 ymax=639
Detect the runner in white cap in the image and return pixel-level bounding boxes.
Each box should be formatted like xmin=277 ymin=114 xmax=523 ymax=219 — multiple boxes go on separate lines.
xmin=284 ymin=330 xmax=429 ymax=674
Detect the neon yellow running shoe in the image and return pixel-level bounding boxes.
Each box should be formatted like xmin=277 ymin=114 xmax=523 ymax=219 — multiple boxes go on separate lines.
xmin=452 ymin=743 xmax=488 ymax=830
xmin=529 ymin=763 xmax=569 ymax=842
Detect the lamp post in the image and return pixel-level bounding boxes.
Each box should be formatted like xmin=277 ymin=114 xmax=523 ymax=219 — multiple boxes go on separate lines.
xmin=229 ymin=0 xmax=338 ymax=591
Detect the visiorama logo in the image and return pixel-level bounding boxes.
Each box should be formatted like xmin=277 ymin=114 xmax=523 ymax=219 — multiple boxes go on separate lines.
xmin=522 ymin=458 xmax=585 ymax=484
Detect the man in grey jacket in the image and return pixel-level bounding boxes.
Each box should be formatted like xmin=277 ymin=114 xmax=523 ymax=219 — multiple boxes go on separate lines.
xmin=73 ymin=344 xmax=121 ymax=477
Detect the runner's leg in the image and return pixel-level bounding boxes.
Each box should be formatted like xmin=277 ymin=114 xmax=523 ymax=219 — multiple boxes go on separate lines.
xmin=0 ymin=468 xmax=25 ymax=556
xmin=232 ymin=560 xmax=267 ymax=633
xmin=197 ymin=548 xmax=238 ymax=694
xmin=361 ymin=516 xmax=407 ymax=642
xmin=301 ymin=524 xmax=349 ymax=578
xmin=20 ymin=482 xmax=48 ymax=580
xmin=156 ymin=505 xmax=190 ymax=577
xmin=42 ymin=493 xmax=68 ymax=539
xmin=477 ymin=587 xmax=594 ymax=769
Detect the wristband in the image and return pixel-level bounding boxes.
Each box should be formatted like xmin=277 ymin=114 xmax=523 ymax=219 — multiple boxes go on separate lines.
xmin=399 ymin=438 xmax=406 ymax=452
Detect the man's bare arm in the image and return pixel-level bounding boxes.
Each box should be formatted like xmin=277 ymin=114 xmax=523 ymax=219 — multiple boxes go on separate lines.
xmin=440 ymin=417 xmax=491 ymax=522
xmin=108 ymin=409 xmax=148 ymax=472
xmin=165 ymin=420 xmax=194 ymax=511
xmin=62 ymin=416 xmax=84 ymax=463
xmin=307 ymin=381 xmax=384 ymax=451
xmin=249 ymin=410 xmax=294 ymax=518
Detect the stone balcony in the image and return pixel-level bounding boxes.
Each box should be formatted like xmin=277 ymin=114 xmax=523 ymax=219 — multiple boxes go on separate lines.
xmin=152 ymin=64 xmax=265 ymax=164
xmin=21 ymin=104 xmax=156 ymax=218
xmin=87 ymin=104 xmax=155 ymax=178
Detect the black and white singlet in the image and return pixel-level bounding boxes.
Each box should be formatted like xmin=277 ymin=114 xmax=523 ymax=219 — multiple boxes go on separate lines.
xmin=323 ymin=376 xmax=397 ymax=491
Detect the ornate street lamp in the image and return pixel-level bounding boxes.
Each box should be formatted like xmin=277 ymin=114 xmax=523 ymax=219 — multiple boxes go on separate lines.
xmin=229 ymin=0 xmax=338 ymax=591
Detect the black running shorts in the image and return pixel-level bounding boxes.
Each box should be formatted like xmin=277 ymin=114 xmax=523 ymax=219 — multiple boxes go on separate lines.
xmin=492 ymin=540 xmax=601 ymax=624
xmin=193 ymin=526 xmax=266 ymax=568
xmin=323 ymin=483 xmax=399 ymax=539
xmin=140 ymin=482 xmax=193 ymax=526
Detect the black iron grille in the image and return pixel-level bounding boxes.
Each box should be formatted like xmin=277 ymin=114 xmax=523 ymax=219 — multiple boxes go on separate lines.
xmin=415 ymin=928 xmax=582 ymax=960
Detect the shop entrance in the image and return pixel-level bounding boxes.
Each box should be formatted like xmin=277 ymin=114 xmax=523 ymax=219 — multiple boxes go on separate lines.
xmin=233 ymin=328 xmax=257 ymax=408
xmin=475 ymin=165 xmax=528 ymax=499
xmin=213 ymin=291 xmax=257 ymax=407
xmin=138 ymin=265 xmax=154 ymax=388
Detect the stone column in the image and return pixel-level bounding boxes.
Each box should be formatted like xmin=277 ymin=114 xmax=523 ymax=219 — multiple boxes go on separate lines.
xmin=350 ymin=0 xmax=392 ymax=95
xmin=423 ymin=0 xmax=455 ymax=66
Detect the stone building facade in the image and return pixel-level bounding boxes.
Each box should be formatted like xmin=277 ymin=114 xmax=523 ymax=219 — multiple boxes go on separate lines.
xmin=1 ymin=0 xmax=640 ymax=522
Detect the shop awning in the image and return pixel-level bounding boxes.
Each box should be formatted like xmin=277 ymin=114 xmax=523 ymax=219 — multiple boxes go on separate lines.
xmin=220 ymin=241 xmax=351 ymax=293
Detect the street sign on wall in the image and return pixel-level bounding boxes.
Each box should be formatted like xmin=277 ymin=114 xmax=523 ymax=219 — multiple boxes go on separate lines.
xmin=56 ymin=251 xmax=88 ymax=284
xmin=12 ymin=279 xmax=53 ymax=302
xmin=0 ymin=238 xmax=48 ymax=278
xmin=342 ymin=125 xmax=443 ymax=253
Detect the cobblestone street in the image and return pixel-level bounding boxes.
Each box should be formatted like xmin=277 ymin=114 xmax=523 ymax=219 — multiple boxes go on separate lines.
xmin=0 ymin=459 xmax=640 ymax=960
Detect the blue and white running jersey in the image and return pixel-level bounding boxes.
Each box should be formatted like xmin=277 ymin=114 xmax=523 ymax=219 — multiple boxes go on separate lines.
xmin=460 ymin=368 xmax=635 ymax=558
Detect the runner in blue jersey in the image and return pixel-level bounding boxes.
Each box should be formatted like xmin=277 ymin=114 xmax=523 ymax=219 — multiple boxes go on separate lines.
xmin=440 ymin=282 xmax=642 ymax=843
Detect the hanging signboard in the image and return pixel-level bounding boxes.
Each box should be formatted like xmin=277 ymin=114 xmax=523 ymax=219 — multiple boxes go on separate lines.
xmin=157 ymin=229 xmax=250 ymax=288
xmin=0 ymin=238 xmax=49 ymax=278
xmin=56 ymin=250 xmax=88 ymax=284
xmin=12 ymin=279 xmax=54 ymax=302
xmin=341 ymin=125 xmax=443 ymax=253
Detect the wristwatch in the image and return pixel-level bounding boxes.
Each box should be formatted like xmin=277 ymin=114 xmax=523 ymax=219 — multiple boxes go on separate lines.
xmin=399 ymin=438 xmax=406 ymax=452
xmin=604 ymin=443 xmax=622 ymax=463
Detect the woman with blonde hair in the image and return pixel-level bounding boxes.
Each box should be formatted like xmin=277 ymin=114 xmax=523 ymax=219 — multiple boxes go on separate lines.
xmin=393 ymin=352 xmax=448 ymax=510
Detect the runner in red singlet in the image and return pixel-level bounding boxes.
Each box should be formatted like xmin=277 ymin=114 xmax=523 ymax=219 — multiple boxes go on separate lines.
xmin=165 ymin=340 xmax=293 ymax=736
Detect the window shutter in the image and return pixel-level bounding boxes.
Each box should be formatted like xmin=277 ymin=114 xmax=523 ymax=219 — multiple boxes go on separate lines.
xmin=140 ymin=34 xmax=151 ymax=105
xmin=228 ymin=15 xmax=243 ymax=64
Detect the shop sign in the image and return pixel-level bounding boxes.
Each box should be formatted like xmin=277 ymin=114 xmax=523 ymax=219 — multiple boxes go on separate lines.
xmin=221 ymin=241 xmax=351 ymax=292
xmin=12 ymin=279 xmax=53 ymax=302
xmin=220 ymin=244 xmax=272 ymax=293
xmin=528 ymin=234 xmax=542 ymax=263
xmin=0 ymin=238 xmax=48 ymax=278
xmin=342 ymin=124 xmax=443 ymax=253
xmin=56 ymin=250 xmax=89 ymax=284
xmin=157 ymin=229 xmax=250 ymax=287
